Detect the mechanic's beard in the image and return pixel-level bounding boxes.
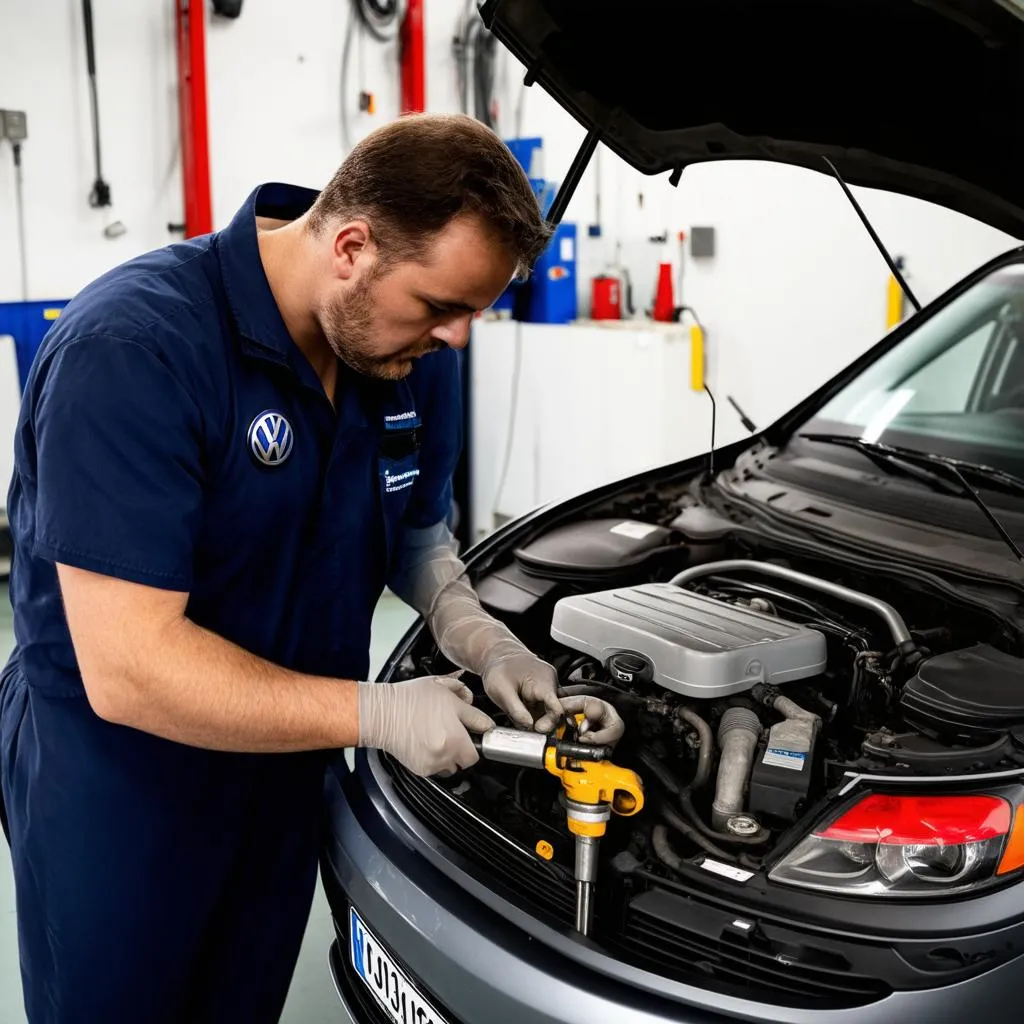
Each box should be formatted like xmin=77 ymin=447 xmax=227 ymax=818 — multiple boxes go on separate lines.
xmin=321 ymin=275 xmax=415 ymax=382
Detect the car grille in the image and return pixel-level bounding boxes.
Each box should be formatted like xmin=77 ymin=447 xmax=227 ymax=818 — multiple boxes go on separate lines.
xmin=605 ymin=904 xmax=888 ymax=1007
xmin=386 ymin=758 xmax=891 ymax=1010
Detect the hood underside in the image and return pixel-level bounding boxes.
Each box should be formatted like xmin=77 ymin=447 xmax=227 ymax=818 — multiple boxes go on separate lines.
xmin=482 ymin=0 xmax=1024 ymax=238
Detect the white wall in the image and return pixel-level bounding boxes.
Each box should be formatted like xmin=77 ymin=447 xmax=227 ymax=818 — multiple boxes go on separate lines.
xmin=0 ymin=0 xmax=180 ymax=301
xmin=0 ymin=0 xmax=406 ymax=301
xmin=0 ymin=1 xmax=1021 ymax=513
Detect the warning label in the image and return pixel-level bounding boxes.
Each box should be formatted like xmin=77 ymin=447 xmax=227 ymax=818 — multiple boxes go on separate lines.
xmin=762 ymin=748 xmax=807 ymax=772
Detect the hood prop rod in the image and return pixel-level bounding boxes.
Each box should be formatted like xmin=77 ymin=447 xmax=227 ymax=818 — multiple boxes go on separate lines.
xmin=822 ymin=156 xmax=920 ymax=313
xmin=546 ymin=126 xmax=600 ymax=227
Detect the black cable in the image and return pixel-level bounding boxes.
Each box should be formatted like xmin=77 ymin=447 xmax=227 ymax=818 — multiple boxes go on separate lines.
xmin=352 ymin=0 xmax=399 ymax=42
xmin=454 ymin=7 xmax=497 ymax=130
xmin=676 ymin=305 xmax=717 ymax=478
xmin=491 ymin=321 xmax=523 ymax=526
xmin=652 ymin=825 xmax=686 ymax=872
xmin=704 ymin=385 xmax=717 ymax=478
xmin=661 ymin=803 xmax=735 ymax=861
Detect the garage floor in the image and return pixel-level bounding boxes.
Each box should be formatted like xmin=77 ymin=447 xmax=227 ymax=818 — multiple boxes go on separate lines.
xmin=0 ymin=586 xmax=418 ymax=1024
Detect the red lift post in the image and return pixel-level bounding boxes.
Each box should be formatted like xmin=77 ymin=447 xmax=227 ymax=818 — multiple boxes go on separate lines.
xmin=175 ymin=0 xmax=213 ymax=237
xmin=400 ymin=0 xmax=426 ymax=114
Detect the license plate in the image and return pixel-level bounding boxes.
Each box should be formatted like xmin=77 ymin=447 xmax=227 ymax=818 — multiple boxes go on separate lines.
xmin=349 ymin=906 xmax=450 ymax=1024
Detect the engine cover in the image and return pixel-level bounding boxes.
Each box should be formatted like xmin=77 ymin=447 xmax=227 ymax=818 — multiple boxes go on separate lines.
xmin=550 ymin=583 xmax=827 ymax=698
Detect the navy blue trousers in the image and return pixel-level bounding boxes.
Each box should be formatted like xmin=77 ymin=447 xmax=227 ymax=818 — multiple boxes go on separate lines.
xmin=0 ymin=666 xmax=327 ymax=1024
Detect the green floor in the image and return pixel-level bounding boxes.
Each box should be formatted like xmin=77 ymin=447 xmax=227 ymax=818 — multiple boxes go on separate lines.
xmin=0 ymin=588 xmax=418 ymax=1024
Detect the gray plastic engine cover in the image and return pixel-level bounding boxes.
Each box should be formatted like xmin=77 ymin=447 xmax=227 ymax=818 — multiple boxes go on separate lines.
xmin=550 ymin=583 xmax=827 ymax=698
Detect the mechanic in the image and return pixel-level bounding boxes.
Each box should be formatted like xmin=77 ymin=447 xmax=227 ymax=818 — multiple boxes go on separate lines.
xmin=0 ymin=112 xmax=622 ymax=1024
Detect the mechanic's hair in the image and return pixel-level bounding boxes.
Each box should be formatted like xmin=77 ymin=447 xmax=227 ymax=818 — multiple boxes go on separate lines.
xmin=307 ymin=113 xmax=551 ymax=278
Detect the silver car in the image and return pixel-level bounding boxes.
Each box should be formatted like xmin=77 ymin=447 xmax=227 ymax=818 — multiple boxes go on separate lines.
xmin=323 ymin=1 xmax=1024 ymax=1021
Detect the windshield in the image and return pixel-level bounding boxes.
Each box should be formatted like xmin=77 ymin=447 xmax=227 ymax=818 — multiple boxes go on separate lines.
xmin=802 ymin=262 xmax=1024 ymax=476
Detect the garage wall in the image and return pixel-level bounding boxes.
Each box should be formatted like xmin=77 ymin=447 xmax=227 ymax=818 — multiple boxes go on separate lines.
xmin=0 ymin=0 xmax=181 ymax=303
xmin=0 ymin=0 xmax=408 ymax=303
xmin=0 ymin=2 xmax=1020 ymax=505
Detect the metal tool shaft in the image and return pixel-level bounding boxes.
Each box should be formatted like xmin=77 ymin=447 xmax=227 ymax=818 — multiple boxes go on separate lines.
xmin=575 ymin=880 xmax=594 ymax=937
xmin=574 ymin=834 xmax=600 ymax=937
xmin=473 ymin=728 xmax=613 ymax=767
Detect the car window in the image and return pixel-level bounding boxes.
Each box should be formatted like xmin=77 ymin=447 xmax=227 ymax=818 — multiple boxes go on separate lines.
xmin=897 ymin=322 xmax=993 ymax=415
xmin=804 ymin=262 xmax=1024 ymax=473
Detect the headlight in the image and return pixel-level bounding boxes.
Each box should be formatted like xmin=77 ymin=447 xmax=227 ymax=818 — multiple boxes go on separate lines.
xmin=770 ymin=793 xmax=1024 ymax=897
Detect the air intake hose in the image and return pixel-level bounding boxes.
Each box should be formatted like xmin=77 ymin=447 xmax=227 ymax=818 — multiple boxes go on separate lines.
xmin=712 ymin=707 xmax=762 ymax=831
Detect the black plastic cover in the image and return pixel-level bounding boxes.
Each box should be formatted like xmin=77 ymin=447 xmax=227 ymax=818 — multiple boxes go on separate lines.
xmin=901 ymin=644 xmax=1024 ymax=743
xmin=514 ymin=518 xmax=676 ymax=583
xmin=482 ymin=0 xmax=1024 ymax=238
xmin=476 ymin=562 xmax=558 ymax=618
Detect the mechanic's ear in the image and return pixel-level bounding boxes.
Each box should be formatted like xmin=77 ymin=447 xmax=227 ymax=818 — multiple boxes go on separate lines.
xmin=331 ymin=220 xmax=372 ymax=281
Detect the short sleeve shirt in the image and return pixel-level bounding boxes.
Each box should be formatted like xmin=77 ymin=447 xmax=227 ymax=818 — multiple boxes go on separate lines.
xmin=7 ymin=183 xmax=462 ymax=696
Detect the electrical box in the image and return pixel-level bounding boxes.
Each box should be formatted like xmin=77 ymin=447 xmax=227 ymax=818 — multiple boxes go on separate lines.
xmin=0 ymin=110 xmax=28 ymax=143
xmin=690 ymin=226 xmax=715 ymax=258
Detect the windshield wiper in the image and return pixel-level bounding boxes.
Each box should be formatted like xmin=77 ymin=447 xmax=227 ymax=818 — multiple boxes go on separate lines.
xmin=799 ymin=432 xmax=1024 ymax=563
xmin=798 ymin=433 xmax=963 ymax=495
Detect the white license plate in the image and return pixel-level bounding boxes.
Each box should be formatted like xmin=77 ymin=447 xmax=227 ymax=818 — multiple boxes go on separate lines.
xmin=349 ymin=906 xmax=450 ymax=1024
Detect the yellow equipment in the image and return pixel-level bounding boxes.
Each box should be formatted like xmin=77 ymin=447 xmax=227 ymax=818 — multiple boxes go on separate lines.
xmin=544 ymin=740 xmax=644 ymax=935
xmin=690 ymin=322 xmax=705 ymax=391
xmin=473 ymin=716 xmax=644 ymax=936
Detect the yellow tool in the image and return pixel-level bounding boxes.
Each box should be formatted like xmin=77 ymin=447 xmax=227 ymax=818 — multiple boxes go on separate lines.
xmin=473 ymin=715 xmax=644 ymax=936
xmin=544 ymin=741 xmax=644 ymax=936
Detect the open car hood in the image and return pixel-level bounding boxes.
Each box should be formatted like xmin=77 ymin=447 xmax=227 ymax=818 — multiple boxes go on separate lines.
xmin=482 ymin=0 xmax=1024 ymax=238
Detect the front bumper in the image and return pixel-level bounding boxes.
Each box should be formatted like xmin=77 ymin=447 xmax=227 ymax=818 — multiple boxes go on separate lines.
xmin=321 ymin=757 xmax=1024 ymax=1024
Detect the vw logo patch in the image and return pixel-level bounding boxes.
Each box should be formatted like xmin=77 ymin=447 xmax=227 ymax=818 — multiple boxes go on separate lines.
xmin=247 ymin=410 xmax=294 ymax=468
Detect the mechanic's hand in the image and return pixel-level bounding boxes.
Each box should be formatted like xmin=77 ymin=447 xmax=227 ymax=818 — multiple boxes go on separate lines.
xmin=534 ymin=695 xmax=625 ymax=748
xmin=357 ymin=676 xmax=495 ymax=777
xmin=481 ymin=651 xmax=563 ymax=730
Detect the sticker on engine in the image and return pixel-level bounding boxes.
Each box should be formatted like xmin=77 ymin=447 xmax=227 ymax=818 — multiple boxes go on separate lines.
xmin=609 ymin=521 xmax=659 ymax=540
xmin=763 ymin=748 xmax=807 ymax=771
xmin=700 ymin=858 xmax=754 ymax=883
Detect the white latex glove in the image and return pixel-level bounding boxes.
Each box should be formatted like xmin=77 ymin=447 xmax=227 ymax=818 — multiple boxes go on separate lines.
xmin=534 ymin=695 xmax=625 ymax=748
xmin=481 ymin=650 xmax=563 ymax=730
xmin=357 ymin=677 xmax=495 ymax=777
xmin=387 ymin=521 xmax=562 ymax=729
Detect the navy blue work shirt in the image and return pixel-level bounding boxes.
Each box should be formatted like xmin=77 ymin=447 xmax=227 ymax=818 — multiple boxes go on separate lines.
xmin=7 ymin=183 xmax=462 ymax=696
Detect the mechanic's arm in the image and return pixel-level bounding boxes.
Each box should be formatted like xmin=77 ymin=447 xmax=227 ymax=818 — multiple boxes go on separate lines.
xmin=57 ymin=564 xmax=491 ymax=772
xmin=388 ymin=522 xmax=624 ymax=745
xmin=35 ymin=338 xmax=491 ymax=777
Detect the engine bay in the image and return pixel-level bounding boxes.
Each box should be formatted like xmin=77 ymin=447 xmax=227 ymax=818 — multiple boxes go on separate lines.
xmin=391 ymin=490 xmax=1024 ymax=906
